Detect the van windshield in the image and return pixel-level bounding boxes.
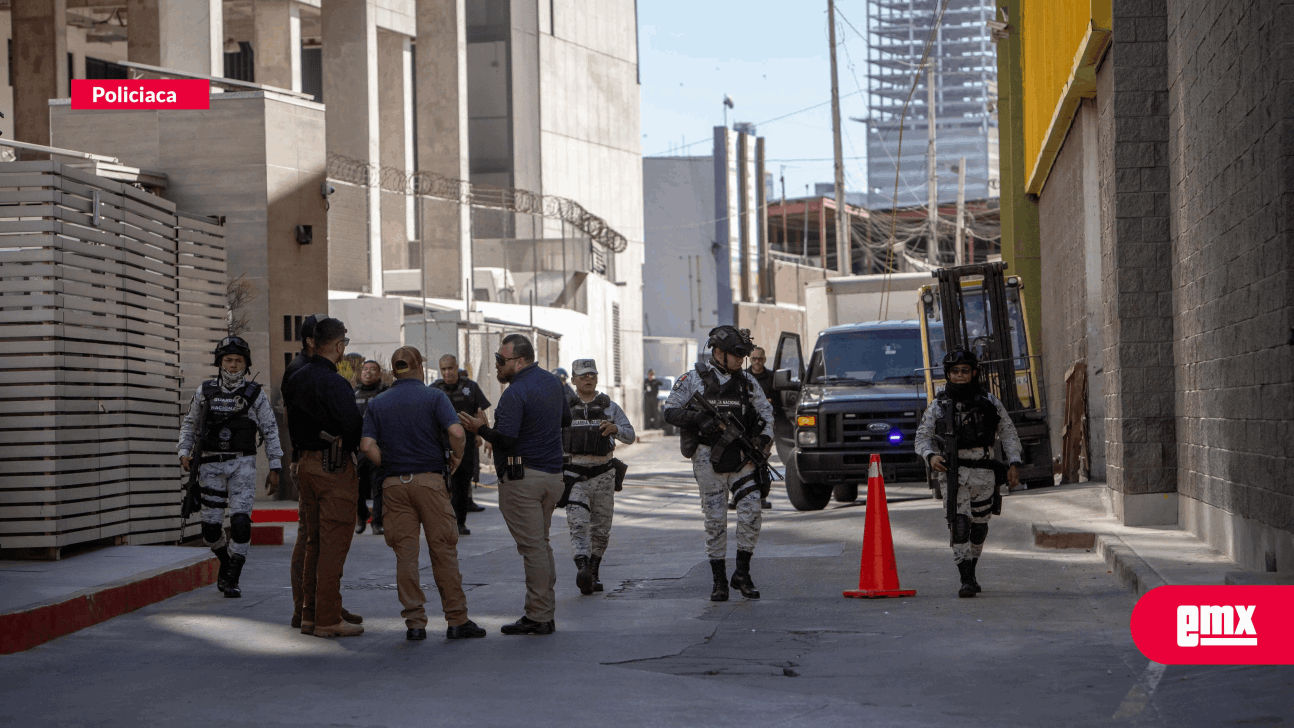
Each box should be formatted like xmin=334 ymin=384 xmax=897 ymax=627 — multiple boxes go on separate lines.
xmin=807 ymin=329 xmax=924 ymax=384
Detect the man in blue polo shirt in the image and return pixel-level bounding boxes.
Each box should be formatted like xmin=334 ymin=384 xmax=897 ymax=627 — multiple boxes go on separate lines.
xmin=460 ymin=333 xmax=571 ymax=636
xmin=359 ymin=346 xmax=486 ymax=642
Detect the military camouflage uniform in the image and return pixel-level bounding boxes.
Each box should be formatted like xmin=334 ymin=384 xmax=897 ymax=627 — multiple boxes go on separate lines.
xmin=178 ymin=381 xmax=284 ymax=557
xmin=663 ymin=361 xmax=774 ymax=560
xmin=914 ymin=391 xmax=1021 ymax=564
xmin=565 ymin=398 xmax=634 ymax=558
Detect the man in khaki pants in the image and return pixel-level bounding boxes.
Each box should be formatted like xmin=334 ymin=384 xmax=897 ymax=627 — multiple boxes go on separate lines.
xmin=284 ymin=317 xmax=364 ymax=638
xmin=460 ymin=334 xmax=571 ymax=636
xmin=360 ymin=347 xmax=486 ymax=641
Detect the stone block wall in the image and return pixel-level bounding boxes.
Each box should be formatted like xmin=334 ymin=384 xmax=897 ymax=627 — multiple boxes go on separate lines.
xmin=1165 ymin=0 xmax=1294 ymax=568
xmin=1038 ymin=108 xmax=1093 ymax=464
xmin=1098 ymin=1 xmax=1180 ymax=523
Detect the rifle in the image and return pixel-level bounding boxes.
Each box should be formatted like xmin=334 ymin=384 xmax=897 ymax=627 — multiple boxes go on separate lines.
xmin=684 ymin=392 xmax=783 ymax=486
xmin=180 ymin=393 xmax=209 ymax=522
xmin=933 ymin=398 xmax=960 ymax=545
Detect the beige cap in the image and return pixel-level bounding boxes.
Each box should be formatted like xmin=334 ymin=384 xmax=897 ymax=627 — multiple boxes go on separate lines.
xmin=391 ymin=346 xmax=423 ymax=374
xmin=572 ymin=358 xmax=598 ymax=376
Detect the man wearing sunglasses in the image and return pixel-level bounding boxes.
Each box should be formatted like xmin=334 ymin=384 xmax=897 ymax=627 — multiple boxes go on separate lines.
xmin=459 ymin=334 xmax=571 ymax=635
xmin=915 ymin=349 xmax=1022 ymax=598
xmin=284 ymin=317 xmax=365 ymax=637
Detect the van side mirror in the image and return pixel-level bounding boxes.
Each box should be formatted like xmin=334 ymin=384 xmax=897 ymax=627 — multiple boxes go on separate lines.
xmin=773 ymin=369 xmax=797 ymax=391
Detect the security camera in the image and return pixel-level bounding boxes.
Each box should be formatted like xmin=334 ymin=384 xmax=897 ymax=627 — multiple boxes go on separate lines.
xmin=321 ymin=183 xmax=335 ymax=198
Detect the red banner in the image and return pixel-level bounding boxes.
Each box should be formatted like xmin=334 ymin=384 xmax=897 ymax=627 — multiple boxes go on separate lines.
xmin=71 ymin=80 xmax=210 ymax=110
xmin=1130 ymin=585 xmax=1294 ymax=665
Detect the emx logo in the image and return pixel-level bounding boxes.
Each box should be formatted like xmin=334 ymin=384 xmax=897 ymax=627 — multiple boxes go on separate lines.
xmin=1131 ymin=585 xmax=1294 ymax=665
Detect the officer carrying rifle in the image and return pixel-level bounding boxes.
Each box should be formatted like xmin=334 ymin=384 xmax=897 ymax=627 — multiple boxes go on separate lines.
xmin=915 ymin=349 xmax=1022 ymax=598
xmin=662 ymin=326 xmax=774 ymax=602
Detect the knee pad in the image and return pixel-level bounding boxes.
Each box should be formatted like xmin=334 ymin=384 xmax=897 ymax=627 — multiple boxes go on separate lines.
xmin=951 ymin=514 xmax=972 ymax=544
xmin=229 ymin=513 xmax=253 ymax=544
xmin=969 ymin=522 xmax=988 ymax=545
xmin=201 ymin=522 xmax=224 ymax=545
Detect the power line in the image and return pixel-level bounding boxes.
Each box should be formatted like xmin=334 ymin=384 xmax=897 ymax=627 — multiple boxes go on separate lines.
xmin=644 ymin=89 xmax=864 ymax=158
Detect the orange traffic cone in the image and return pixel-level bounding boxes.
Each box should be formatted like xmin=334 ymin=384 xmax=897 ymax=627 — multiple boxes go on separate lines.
xmin=843 ymin=455 xmax=916 ymax=598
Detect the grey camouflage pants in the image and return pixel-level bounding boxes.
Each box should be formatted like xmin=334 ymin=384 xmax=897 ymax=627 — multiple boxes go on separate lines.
xmin=199 ymin=456 xmax=257 ymax=557
xmin=937 ymin=465 xmax=997 ymax=564
xmin=692 ymin=445 xmax=761 ymax=560
xmin=565 ymin=469 xmax=615 ymax=559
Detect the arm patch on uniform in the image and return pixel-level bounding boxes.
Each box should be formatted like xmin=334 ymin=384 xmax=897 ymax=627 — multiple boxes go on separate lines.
xmin=674 ymin=374 xmax=688 ymax=388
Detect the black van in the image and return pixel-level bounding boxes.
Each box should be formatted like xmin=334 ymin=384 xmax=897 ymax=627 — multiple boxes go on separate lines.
xmin=772 ymin=321 xmax=930 ymax=511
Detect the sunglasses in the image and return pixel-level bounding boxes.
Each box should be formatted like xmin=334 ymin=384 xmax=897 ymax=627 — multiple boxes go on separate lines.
xmin=494 ymin=353 xmax=523 ymax=366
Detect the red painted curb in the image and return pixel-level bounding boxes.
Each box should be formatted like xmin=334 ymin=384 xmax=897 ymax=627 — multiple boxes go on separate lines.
xmin=252 ymin=508 xmax=299 ymax=523
xmin=0 ymin=555 xmax=218 ymax=655
xmin=250 ymin=524 xmax=284 ymax=546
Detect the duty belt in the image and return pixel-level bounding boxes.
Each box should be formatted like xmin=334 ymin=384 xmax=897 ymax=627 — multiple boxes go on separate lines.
xmin=200 ymin=452 xmax=248 ymax=463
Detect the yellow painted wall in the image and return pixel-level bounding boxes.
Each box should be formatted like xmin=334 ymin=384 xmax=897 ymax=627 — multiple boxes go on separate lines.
xmin=1020 ymin=0 xmax=1111 ymax=190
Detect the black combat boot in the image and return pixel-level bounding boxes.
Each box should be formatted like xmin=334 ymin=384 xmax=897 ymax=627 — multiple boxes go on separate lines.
xmin=730 ymin=550 xmax=760 ymax=599
xmin=588 ymin=554 xmax=604 ymax=592
xmin=956 ymin=560 xmax=976 ymax=598
xmin=709 ymin=559 xmax=729 ymax=602
xmin=574 ymin=555 xmax=594 ymax=595
xmin=968 ymin=558 xmax=982 ymax=594
xmin=213 ymin=545 xmax=232 ymax=593
xmin=224 ymin=554 xmax=246 ymax=599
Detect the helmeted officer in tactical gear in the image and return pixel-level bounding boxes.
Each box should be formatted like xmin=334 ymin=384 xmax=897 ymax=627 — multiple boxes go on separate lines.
xmin=178 ymin=336 xmax=284 ymax=598
xmin=554 ymin=367 xmax=576 ymax=400
xmin=432 ymin=354 xmax=492 ymax=535
xmin=914 ymin=349 xmax=1023 ymax=598
xmin=662 ymin=326 xmax=774 ymax=602
xmin=561 ymin=358 xmax=635 ymax=596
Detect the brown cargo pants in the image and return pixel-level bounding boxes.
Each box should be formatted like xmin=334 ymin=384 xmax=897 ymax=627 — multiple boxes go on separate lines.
xmin=298 ymin=450 xmax=359 ymax=628
xmin=498 ymin=468 xmax=565 ymax=623
xmin=381 ymin=472 xmax=469 ymax=629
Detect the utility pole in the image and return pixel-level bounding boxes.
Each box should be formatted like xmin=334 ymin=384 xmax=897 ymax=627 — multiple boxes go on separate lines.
xmin=926 ymin=61 xmax=939 ymax=267
xmin=827 ymin=0 xmax=850 ymax=275
xmin=954 ymin=156 xmax=967 ymax=265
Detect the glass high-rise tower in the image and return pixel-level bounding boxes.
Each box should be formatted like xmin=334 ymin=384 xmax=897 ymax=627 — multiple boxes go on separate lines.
xmin=864 ymin=0 xmax=999 ymax=210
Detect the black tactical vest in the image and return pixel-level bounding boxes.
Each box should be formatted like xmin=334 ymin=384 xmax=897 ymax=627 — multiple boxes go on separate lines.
xmin=433 ymin=379 xmax=477 ymax=414
xmin=353 ymin=383 xmax=385 ymax=417
xmin=564 ymin=393 xmax=614 ymax=456
xmin=200 ymin=381 xmax=262 ymax=455
xmin=937 ymin=391 xmax=1001 ymax=450
xmin=691 ymin=364 xmax=763 ymax=472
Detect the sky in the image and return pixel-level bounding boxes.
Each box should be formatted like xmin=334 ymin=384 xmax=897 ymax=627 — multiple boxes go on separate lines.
xmin=636 ymin=1 xmax=876 ymax=201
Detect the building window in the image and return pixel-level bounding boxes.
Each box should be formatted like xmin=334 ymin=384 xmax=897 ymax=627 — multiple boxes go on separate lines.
xmin=284 ymin=352 xmax=293 ymax=368
xmin=612 ymin=303 xmax=622 ymax=386
xmin=300 ymin=45 xmax=322 ymax=102
xmin=284 ymin=315 xmax=305 ymax=342
xmin=224 ymin=41 xmax=254 ymax=83
xmin=86 ymin=56 xmax=129 ymax=81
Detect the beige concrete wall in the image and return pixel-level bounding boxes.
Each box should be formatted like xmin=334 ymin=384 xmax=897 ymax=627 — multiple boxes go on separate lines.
xmin=736 ymin=303 xmax=805 ymax=366
xmin=537 ymin=0 xmax=643 ymax=426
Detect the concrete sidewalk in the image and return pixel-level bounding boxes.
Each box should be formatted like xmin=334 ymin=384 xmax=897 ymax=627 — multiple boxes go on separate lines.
xmin=1011 ymin=481 xmax=1291 ymax=595
xmin=0 ymin=546 xmax=216 ymax=654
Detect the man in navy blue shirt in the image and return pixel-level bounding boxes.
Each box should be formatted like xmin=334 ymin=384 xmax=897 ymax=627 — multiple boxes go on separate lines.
xmin=460 ymin=334 xmax=571 ymax=636
xmin=360 ymin=347 xmax=486 ymax=642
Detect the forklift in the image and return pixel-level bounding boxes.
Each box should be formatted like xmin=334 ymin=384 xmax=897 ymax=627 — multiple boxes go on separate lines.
xmin=916 ymin=262 xmax=1054 ymax=497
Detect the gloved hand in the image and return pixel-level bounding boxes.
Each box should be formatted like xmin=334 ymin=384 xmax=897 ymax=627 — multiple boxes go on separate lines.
xmin=698 ymin=416 xmax=725 ymax=438
xmin=753 ymin=434 xmax=773 ymax=453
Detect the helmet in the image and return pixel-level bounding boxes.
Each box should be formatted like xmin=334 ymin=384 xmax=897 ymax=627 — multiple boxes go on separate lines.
xmin=554 ymin=367 xmax=569 ymax=379
xmin=214 ymin=336 xmax=252 ymax=368
xmin=941 ymin=348 xmax=978 ymax=376
xmin=707 ymin=326 xmax=755 ymax=358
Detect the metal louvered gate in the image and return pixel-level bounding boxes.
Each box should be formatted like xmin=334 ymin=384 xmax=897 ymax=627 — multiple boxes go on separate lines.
xmin=0 ymin=161 xmax=227 ymax=557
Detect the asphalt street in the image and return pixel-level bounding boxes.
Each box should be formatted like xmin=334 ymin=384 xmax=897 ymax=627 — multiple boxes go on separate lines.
xmin=2 ymin=435 xmax=1290 ymax=727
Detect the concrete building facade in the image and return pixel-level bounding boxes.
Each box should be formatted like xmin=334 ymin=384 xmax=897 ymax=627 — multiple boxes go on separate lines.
xmin=7 ymin=0 xmax=646 ymax=505
xmin=999 ymin=0 xmax=1294 ymax=574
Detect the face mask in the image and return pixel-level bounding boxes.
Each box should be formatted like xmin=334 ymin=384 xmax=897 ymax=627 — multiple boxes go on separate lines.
xmin=220 ymin=367 xmax=247 ymax=390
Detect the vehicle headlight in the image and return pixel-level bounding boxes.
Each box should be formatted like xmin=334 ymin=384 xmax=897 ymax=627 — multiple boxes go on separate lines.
xmin=797 ymin=430 xmax=818 ymax=446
